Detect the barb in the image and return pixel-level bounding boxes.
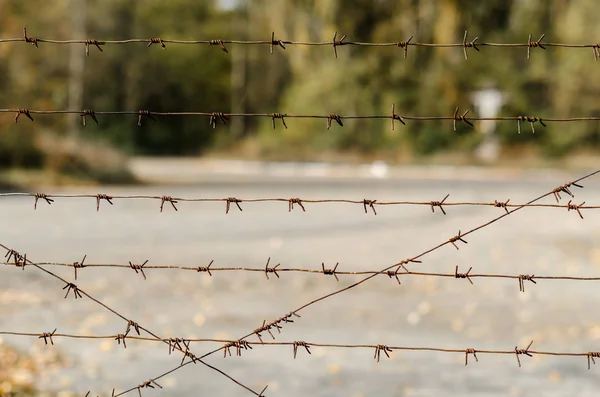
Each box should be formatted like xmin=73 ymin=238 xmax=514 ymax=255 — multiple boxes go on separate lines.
xmin=0 ymin=243 xmax=267 ymax=397
xmin=3 ymin=193 xmax=600 ymax=214
xmin=3 ymin=29 xmax=600 ymax=60
xmin=3 ymin=331 xmax=598 ymax=369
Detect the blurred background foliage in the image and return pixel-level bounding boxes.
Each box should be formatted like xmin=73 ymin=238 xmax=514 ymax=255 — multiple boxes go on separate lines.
xmin=1 ymin=0 xmax=600 ymax=178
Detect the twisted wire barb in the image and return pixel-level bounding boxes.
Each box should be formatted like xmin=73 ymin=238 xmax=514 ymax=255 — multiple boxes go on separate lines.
xmin=4 ymin=107 xmax=600 ymax=132
xmin=4 ymin=259 xmax=600 ymax=292
xmin=2 ymin=331 xmax=599 ymax=369
xmin=120 ymin=169 xmax=600 ymax=389
xmin=4 ymin=28 xmax=600 ymax=61
xmin=0 ymin=243 xmax=265 ymax=397
xmin=1 ymin=192 xmax=598 ymax=216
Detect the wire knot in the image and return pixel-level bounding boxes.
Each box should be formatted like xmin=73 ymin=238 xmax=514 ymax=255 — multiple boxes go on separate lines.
xmin=63 ymin=282 xmax=83 ymax=299
xmin=518 ymin=274 xmax=536 ymax=292
xmin=147 ymin=37 xmax=165 ymax=48
xmin=14 ymin=109 xmax=34 ymax=123
xmin=137 ymin=110 xmax=156 ymax=127
xmin=288 ymin=198 xmax=305 ymax=212
xmin=138 ymin=379 xmax=162 ymax=396
xmin=129 ymin=260 xmax=149 ymax=280
xmin=223 ymin=339 xmax=253 ymax=357
xmin=430 ymin=194 xmax=449 ymax=215
xmin=327 ymin=114 xmax=343 ymax=129
xmin=455 ymin=266 xmax=474 ymax=285
xmin=264 ymin=257 xmax=281 ymax=279
xmin=391 ymin=103 xmax=405 ymax=130
xmin=593 ymin=44 xmax=600 ymax=61
xmin=80 ymin=109 xmax=98 ymax=126
xmin=516 ymin=116 xmax=546 ymax=134
xmin=209 ymin=112 xmax=228 ymax=129
xmin=527 ymin=33 xmax=546 ymax=59
xmin=84 ymin=39 xmax=104 ymax=56
xmin=363 ymin=199 xmax=377 ymax=215
xmin=209 ymin=39 xmax=228 ymax=53
xmin=449 ymin=230 xmax=468 ymax=250
xmin=271 ymin=113 xmax=288 ymax=129
xmin=72 ymin=255 xmax=87 ymax=280
xmin=270 ymin=32 xmax=286 ymax=54
xmin=292 ymin=341 xmax=311 ymax=358
xmin=5 ymin=249 xmax=26 ymax=270
xmin=226 ymin=197 xmax=242 ymax=214
xmin=453 ymin=107 xmax=474 ymax=130
xmin=396 ymin=36 xmax=413 ymax=58
xmin=514 ymin=340 xmax=534 ymax=367
xmin=494 ymin=199 xmax=510 ymax=214
xmin=321 ymin=262 xmax=340 ymax=281
xmin=551 ymin=181 xmax=583 ymax=203
xmin=566 ymin=200 xmax=585 ymax=219
xmin=462 ymin=31 xmax=479 ymax=60
xmin=588 ymin=352 xmax=600 ymax=369
xmin=39 ymin=328 xmax=57 ymax=345
xmin=332 ymin=31 xmax=347 ymax=58
xmin=386 ymin=269 xmax=401 ymax=285
xmin=34 ymin=193 xmax=54 ymax=210
xmin=126 ymin=320 xmax=141 ymax=336
xmin=196 ymin=260 xmax=214 ymax=276
xmin=465 ymin=348 xmax=478 ymax=365
xmin=23 ymin=27 xmax=38 ymax=47
xmin=160 ymin=196 xmax=178 ymax=212
xmin=115 ymin=334 xmax=127 ymax=348
xmin=96 ymin=194 xmax=113 ymax=211
xmin=374 ymin=345 xmax=392 ymax=362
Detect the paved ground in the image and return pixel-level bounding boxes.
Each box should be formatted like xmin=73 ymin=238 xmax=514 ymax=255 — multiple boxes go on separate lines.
xmin=2 ymin=168 xmax=600 ymax=397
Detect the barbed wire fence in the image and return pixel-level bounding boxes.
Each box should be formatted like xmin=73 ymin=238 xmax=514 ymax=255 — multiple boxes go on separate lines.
xmin=2 ymin=169 xmax=599 ymax=397
xmin=3 ymin=28 xmax=600 ymax=61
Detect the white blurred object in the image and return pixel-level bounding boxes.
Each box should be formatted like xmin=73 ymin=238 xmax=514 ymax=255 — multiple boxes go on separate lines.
xmin=370 ymin=160 xmax=389 ymax=179
xmin=471 ymin=87 xmax=505 ymax=163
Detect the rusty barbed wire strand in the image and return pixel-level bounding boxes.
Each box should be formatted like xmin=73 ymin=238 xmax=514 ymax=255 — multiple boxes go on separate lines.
xmin=2 ymin=331 xmax=600 ymax=369
xmin=4 ymin=106 xmax=600 ymax=132
xmin=3 ymin=28 xmax=600 ymax=61
xmin=4 ymin=259 xmax=600 ymax=292
xmin=0 ymin=242 xmax=266 ymax=397
xmin=0 ymin=192 xmax=597 ymax=215
xmin=118 ymin=169 xmax=600 ymax=386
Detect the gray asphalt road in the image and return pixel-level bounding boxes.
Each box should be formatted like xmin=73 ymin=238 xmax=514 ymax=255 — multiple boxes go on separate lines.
xmin=2 ymin=171 xmax=600 ymax=397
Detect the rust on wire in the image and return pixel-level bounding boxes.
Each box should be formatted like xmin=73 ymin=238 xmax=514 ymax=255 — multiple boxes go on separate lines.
xmin=96 ymin=194 xmax=114 ymax=211
xmin=264 ymin=257 xmax=280 ymax=279
xmin=160 ymin=196 xmax=178 ymax=212
xmin=448 ymin=230 xmax=468 ymax=250
xmin=126 ymin=320 xmax=141 ymax=336
xmin=23 ymin=27 xmax=38 ymax=47
xmin=567 ymin=200 xmax=585 ymax=219
xmin=80 ymin=109 xmax=98 ymax=126
xmin=453 ymin=107 xmax=473 ymax=130
xmin=363 ymin=199 xmax=377 ymax=215
xmin=518 ymin=274 xmax=536 ymax=292
xmin=374 ymin=344 xmax=392 ymax=362
xmin=462 ymin=31 xmax=479 ymax=60
xmin=326 ymin=114 xmax=343 ymax=129
xmin=14 ymin=108 xmax=33 ymax=123
xmin=465 ymin=348 xmax=478 ymax=366
xmin=129 ymin=260 xmax=149 ymax=280
xmin=38 ymin=329 xmax=57 ymax=345
xmin=115 ymin=334 xmax=127 ymax=349
xmin=209 ymin=39 xmax=228 ymax=53
xmin=514 ymin=340 xmax=534 ymax=367
xmin=293 ymin=341 xmax=311 ymax=358
xmin=396 ymin=36 xmax=413 ymax=58
xmin=588 ymin=352 xmax=600 ymax=370
xmin=226 ymin=197 xmax=242 ymax=213
xmin=209 ymin=112 xmax=228 ymax=128
xmin=63 ymin=282 xmax=83 ymax=299
xmin=270 ymin=32 xmax=286 ymax=54
xmin=321 ymin=262 xmax=340 ymax=281
xmin=527 ymin=33 xmax=546 ymax=59
xmin=517 ymin=116 xmax=546 ymax=134
xmin=84 ymin=39 xmax=104 ymax=56
xmin=271 ymin=113 xmax=287 ymax=129
xmin=196 ymin=260 xmax=214 ymax=276
xmin=494 ymin=199 xmax=510 ymax=214
xmin=33 ymin=193 xmax=53 ymax=210
xmin=430 ymin=194 xmax=449 ymax=215
xmin=147 ymin=37 xmax=165 ymax=48
xmin=454 ymin=266 xmax=473 ymax=285
xmin=332 ymin=31 xmax=347 ymax=58
xmin=137 ymin=110 xmax=156 ymax=127
xmin=391 ymin=103 xmax=405 ymax=130
xmin=72 ymin=254 xmax=86 ymax=280
xmin=288 ymin=198 xmax=305 ymax=212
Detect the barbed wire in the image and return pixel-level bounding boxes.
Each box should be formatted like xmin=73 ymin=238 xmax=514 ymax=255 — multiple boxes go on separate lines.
xmin=3 ymin=258 xmax=599 ymax=292
xmin=2 ymin=331 xmax=599 ymax=369
xmin=0 ymin=242 xmax=266 ymax=397
xmin=4 ymin=28 xmax=600 ymax=61
xmin=3 ymin=106 xmax=600 ymax=132
xmin=0 ymin=192 xmax=593 ymax=217
xmin=115 ymin=169 xmax=600 ymax=390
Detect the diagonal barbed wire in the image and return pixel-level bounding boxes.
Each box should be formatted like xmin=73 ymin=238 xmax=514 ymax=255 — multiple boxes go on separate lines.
xmin=4 ymin=28 xmax=600 ymax=61
xmin=3 ymin=258 xmax=599 ymax=293
xmin=2 ymin=331 xmax=600 ymax=369
xmin=0 ymin=243 xmax=266 ymax=397
xmin=0 ymin=192 xmax=593 ymax=217
xmin=109 ymin=169 xmax=600 ymax=393
xmin=3 ymin=106 xmax=600 ymax=133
